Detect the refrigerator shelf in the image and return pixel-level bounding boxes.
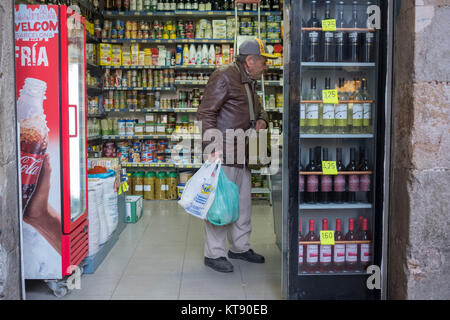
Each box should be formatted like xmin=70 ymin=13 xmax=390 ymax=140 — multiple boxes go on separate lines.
xmin=103 ymin=10 xmax=282 ymax=18
xmin=301 ymin=62 xmax=376 ymax=68
xmin=300 ymin=171 xmax=373 ymax=175
xmin=300 ymin=134 xmax=374 ymax=139
xmin=299 ymin=203 xmax=373 ymax=210
xmin=299 ymin=240 xmax=372 ymax=245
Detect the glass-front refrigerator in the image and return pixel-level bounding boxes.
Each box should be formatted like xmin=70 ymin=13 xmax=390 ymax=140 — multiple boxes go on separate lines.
xmin=278 ymin=0 xmax=394 ymax=299
xmin=16 ymin=4 xmax=89 ymax=287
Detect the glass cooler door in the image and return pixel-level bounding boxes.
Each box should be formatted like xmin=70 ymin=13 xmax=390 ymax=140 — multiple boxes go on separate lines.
xmin=282 ymin=0 xmax=391 ymax=299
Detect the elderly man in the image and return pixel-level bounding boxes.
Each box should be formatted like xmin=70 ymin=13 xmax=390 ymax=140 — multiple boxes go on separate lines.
xmin=196 ymin=39 xmax=276 ymax=273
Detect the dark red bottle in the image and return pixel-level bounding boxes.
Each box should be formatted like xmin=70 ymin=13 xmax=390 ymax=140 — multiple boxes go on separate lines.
xmin=345 ymin=218 xmax=358 ymax=272
xmin=298 ymin=219 xmax=305 ymax=274
xmin=305 ymin=219 xmax=320 ymax=273
xmin=358 ymin=218 xmax=371 ymax=271
xmin=332 ymin=218 xmax=345 ymax=272
xmin=319 ymin=219 xmax=332 ymax=272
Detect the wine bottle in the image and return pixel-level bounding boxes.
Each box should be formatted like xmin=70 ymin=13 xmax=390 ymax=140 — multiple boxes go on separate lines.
xmin=321 ymin=77 xmax=335 ymax=133
xmin=305 ymin=148 xmax=319 ymax=203
xmin=323 ymin=0 xmax=335 ymax=62
xmin=358 ymin=147 xmax=371 ymax=203
xmin=333 ymin=147 xmax=346 ymax=203
xmin=333 ymin=218 xmax=345 ymax=272
xmin=358 ymin=218 xmax=371 ymax=271
xmin=300 ymin=93 xmax=306 ymax=133
xmin=306 ymin=0 xmax=321 ymax=62
xmin=335 ymin=0 xmax=347 ymax=62
xmin=185 ymin=0 xmax=191 ymax=10
xmin=272 ymin=0 xmax=281 ymax=11
xmin=346 ymin=148 xmax=359 ymax=203
xmin=305 ymin=219 xmax=320 ymax=273
xmin=335 ymin=78 xmax=348 ymax=134
xmin=299 ymin=163 xmax=305 ymax=203
xmin=350 ymin=78 xmax=364 ymax=133
xmin=348 ymin=0 xmax=361 ymax=62
xmin=345 ymin=218 xmax=358 ymax=271
xmin=361 ymin=78 xmax=373 ymax=133
xmin=298 ymin=219 xmax=305 ymax=273
xmin=320 ymin=148 xmax=332 ymax=203
xmin=315 ymin=145 xmax=323 ymax=201
xmin=305 ymin=78 xmax=320 ymax=133
xmin=363 ymin=1 xmax=375 ymax=62
xmin=319 ymin=219 xmax=332 ymax=272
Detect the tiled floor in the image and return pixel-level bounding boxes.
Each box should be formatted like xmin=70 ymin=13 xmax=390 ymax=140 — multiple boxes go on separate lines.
xmin=25 ymin=200 xmax=282 ymax=300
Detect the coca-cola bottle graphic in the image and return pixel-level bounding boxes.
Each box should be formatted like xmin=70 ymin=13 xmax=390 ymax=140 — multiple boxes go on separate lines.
xmin=17 ymin=78 xmax=48 ymax=212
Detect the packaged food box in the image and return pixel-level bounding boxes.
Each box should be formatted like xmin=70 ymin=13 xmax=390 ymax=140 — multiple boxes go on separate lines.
xmin=111 ymin=45 xmax=122 ymax=66
xmin=125 ymin=195 xmax=143 ymax=223
xmin=98 ymin=43 xmax=112 ymax=66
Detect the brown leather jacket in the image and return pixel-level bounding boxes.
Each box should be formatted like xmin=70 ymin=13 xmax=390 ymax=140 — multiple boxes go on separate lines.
xmin=197 ymin=61 xmax=269 ymax=167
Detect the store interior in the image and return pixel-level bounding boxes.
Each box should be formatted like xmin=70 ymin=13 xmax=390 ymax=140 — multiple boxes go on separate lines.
xmin=17 ymin=0 xmax=381 ymax=300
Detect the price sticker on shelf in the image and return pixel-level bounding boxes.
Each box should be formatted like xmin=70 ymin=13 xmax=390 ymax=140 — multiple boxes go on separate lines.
xmin=322 ymin=89 xmax=339 ymax=104
xmin=322 ymin=161 xmax=338 ymax=175
xmin=320 ymin=230 xmax=335 ymax=245
xmin=322 ymin=19 xmax=337 ymax=31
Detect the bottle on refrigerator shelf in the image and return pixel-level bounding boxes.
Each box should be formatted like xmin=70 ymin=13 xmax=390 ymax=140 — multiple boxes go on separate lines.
xmin=335 ymin=0 xmax=348 ymax=62
xmin=346 ymin=148 xmax=359 ymax=203
xmin=300 ymin=93 xmax=306 ymax=133
xmin=305 ymin=219 xmax=320 ymax=273
xmin=323 ymin=0 xmax=335 ymax=62
xmin=361 ymin=78 xmax=373 ymax=133
xmin=198 ymin=0 xmax=205 ymax=11
xmin=305 ymin=148 xmax=319 ymax=203
xmin=298 ymin=219 xmax=305 ymax=273
xmin=333 ymin=219 xmax=346 ymax=272
xmin=350 ymin=78 xmax=364 ymax=133
xmin=345 ymin=218 xmax=358 ymax=271
xmin=333 ymin=147 xmax=346 ymax=203
xmin=185 ymin=0 xmax=191 ymax=10
xmin=363 ymin=1 xmax=375 ymax=62
xmin=356 ymin=215 xmax=364 ymax=237
xmin=321 ymin=77 xmax=335 ymax=133
xmin=306 ymin=0 xmax=321 ymax=62
xmin=272 ymin=0 xmax=281 ymax=11
xmin=305 ymin=78 xmax=320 ymax=133
xmin=358 ymin=148 xmax=371 ymax=203
xmin=320 ymin=148 xmax=332 ymax=203
xmin=335 ymin=78 xmax=348 ymax=134
xmin=348 ymin=0 xmax=362 ymax=62
xmin=299 ymin=163 xmax=305 ymax=203
xmin=358 ymin=218 xmax=371 ymax=271
xmin=319 ymin=219 xmax=332 ymax=272
xmin=177 ymin=0 xmax=184 ymax=10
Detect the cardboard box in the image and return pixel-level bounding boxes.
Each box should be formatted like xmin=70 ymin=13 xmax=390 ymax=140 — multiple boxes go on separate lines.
xmin=122 ymin=51 xmax=132 ymax=66
xmin=98 ymin=43 xmax=112 ymax=66
xmin=125 ymin=195 xmax=143 ymax=223
xmin=111 ymin=45 xmax=122 ymax=66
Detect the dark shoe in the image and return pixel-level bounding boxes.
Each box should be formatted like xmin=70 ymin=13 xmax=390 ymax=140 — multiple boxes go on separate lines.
xmin=204 ymin=257 xmax=234 ymax=273
xmin=228 ymin=249 xmax=265 ymax=263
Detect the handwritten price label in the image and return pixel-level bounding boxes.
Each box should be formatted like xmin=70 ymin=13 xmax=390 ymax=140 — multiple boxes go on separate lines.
xmin=322 ymin=89 xmax=339 ymax=104
xmin=320 ymin=230 xmax=335 ymax=245
xmin=322 ymin=161 xmax=338 ymax=175
xmin=322 ymin=19 xmax=337 ymax=31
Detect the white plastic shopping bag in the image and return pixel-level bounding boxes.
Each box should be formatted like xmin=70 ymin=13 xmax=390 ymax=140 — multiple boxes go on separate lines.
xmin=178 ymin=159 xmax=221 ymax=219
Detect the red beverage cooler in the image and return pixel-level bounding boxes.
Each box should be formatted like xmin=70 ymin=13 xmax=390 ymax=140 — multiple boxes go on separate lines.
xmin=15 ymin=4 xmax=88 ymax=287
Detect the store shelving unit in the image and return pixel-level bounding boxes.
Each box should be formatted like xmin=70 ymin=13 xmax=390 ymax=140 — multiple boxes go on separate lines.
xmin=85 ymin=4 xmax=284 ymax=204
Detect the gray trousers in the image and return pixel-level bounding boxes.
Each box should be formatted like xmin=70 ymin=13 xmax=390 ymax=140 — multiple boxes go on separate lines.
xmin=204 ymin=165 xmax=252 ymax=259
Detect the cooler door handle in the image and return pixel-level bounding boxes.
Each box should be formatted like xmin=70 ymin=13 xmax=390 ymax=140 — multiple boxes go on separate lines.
xmin=68 ymin=104 xmax=78 ymax=138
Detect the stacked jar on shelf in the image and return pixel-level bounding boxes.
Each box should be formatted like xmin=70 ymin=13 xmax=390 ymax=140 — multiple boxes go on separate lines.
xmin=128 ymin=170 xmax=178 ymax=201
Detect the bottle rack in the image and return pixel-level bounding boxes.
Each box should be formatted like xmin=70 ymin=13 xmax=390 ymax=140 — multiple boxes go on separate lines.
xmin=85 ymin=1 xmax=284 ymax=204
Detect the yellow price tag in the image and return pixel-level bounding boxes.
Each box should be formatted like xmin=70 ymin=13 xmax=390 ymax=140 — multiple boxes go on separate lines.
xmin=322 ymin=19 xmax=337 ymax=31
xmin=320 ymin=230 xmax=335 ymax=245
xmin=322 ymin=161 xmax=338 ymax=175
xmin=322 ymin=89 xmax=339 ymax=104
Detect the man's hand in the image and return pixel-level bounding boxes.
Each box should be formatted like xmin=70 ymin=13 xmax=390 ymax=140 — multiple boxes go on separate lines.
xmin=255 ymin=119 xmax=267 ymax=131
xmin=208 ymin=150 xmax=223 ymax=163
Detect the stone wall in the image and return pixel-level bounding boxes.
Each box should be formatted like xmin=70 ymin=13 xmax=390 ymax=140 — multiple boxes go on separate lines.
xmin=389 ymin=0 xmax=450 ymax=300
xmin=0 ymin=0 xmax=22 ymax=300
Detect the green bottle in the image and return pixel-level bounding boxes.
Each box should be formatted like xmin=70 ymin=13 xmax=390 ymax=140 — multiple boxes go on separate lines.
xmin=305 ymin=78 xmax=320 ymax=134
xmin=321 ymin=77 xmax=335 ymax=133
xmin=351 ymin=78 xmax=363 ymax=134
xmin=335 ymin=78 xmax=348 ymax=134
